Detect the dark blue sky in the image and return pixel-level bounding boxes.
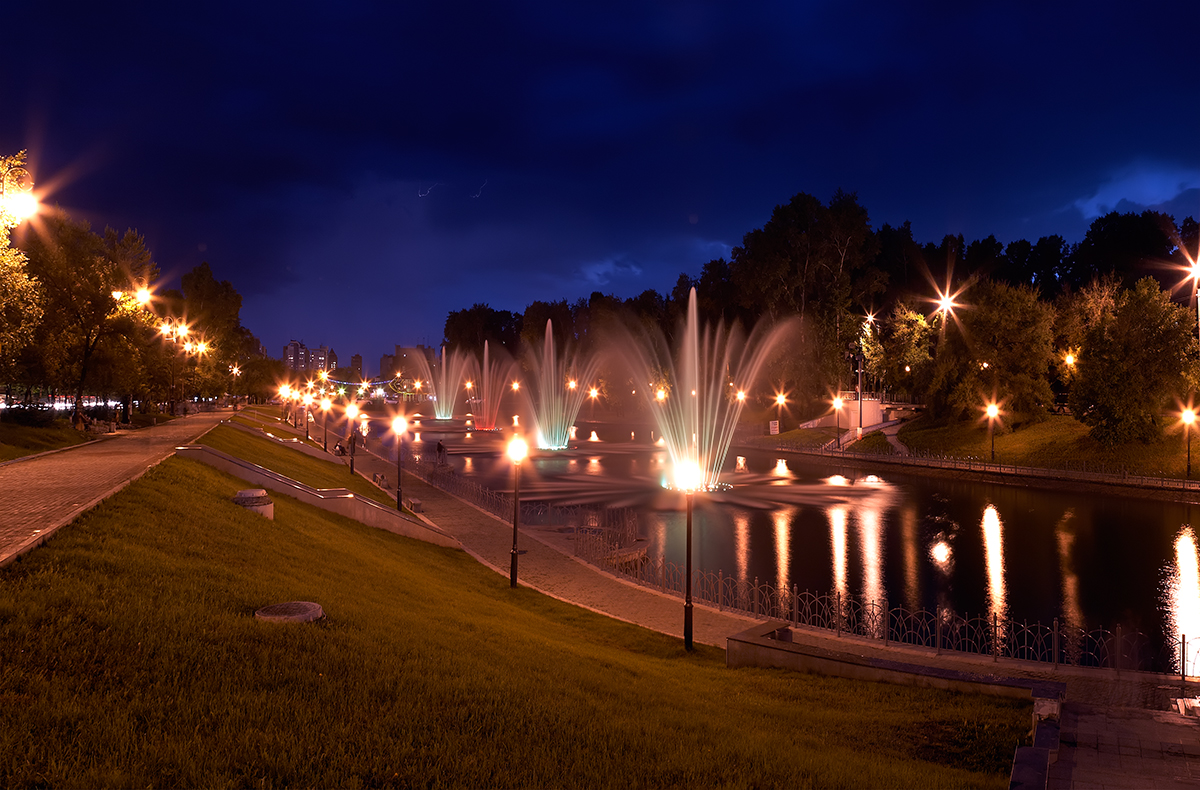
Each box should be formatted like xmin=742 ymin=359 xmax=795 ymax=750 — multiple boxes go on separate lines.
xmin=4 ymin=2 xmax=1199 ymax=374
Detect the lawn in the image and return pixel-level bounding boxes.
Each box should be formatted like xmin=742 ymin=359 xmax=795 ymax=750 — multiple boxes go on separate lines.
xmin=897 ymin=414 xmax=1190 ymax=477
xmin=740 ymin=425 xmax=841 ymax=450
xmin=0 ymin=418 xmax=93 ymax=462
xmin=199 ymin=422 xmax=396 ymax=508
xmin=0 ymin=457 xmax=1028 ymax=788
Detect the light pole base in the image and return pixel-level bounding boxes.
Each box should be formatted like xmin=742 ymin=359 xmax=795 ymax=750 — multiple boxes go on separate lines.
xmin=684 ymin=601 xmax=694 ymax=651
xmin=510 ymin=550 xmax=518 ymax=588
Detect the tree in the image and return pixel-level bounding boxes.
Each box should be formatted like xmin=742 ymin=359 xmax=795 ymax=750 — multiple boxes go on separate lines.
xmin=869 ymin=304 xmax=934 ymax=402
xmin=1070 ymin=211 xmax=1176 ymax=291
xmin=21 ymin=211 xmax=158 ymax=417
xmin=443 ymin=303 xmax=522 ymax=356
xmin=0 ymin=151 xmax=42 ymax=386
xmin=1069 ymin=277 xmax=1198 ymax=445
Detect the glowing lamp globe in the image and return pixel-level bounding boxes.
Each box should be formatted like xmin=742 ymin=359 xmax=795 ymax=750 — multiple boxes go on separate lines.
xmin=986 ymin=404 xmax=999 ymax=419
xmin=674 ymin=460 xmax=703 ymax=492
xmin=345 ymin=403 xmax=359 ymax=420
xmin=392 ymin=416 xmax=408 ymax=435
xmin=3 ymin=191 xmax=38 ymax=221
xmin=1185 ymin=409 xmax=1196 ymax=426
xmin=507 ymin=436 xmax=528 ymax=464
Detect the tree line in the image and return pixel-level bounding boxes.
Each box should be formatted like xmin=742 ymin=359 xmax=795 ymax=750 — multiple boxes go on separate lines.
xmin=443 ymin=189 xmax=1200 ymax=445
xmin=0 ymin=153 xmax=279 ymax=418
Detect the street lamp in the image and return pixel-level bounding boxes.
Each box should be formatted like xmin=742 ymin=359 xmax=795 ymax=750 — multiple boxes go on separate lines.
xmin=302 ymin=393 xmax=314 ymax=440
xmin=345 ymin=402 xmax=360 ymax=476
xmin=507 ymin=435 xmax=528 ymax=588
xmin=320 ymin=397 xmax=332 ymax=451
xmin=675 ymin=460 xmax=703 ymax=651
xmin=392 ymin=415 xmax=407 ymax=511
xmin=833 ymin=396 xmax=844 ymax=449
xmin=0 ymin=152 xmax=38 ymax=223
xmin=986 ymin=402 xmax=999 ymax=462
xmin=1184 ymin=408 xmax=1196 ymax=479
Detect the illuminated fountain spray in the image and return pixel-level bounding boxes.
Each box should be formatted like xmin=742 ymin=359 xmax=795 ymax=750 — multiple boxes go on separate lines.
xmin=521 ymin=320 xmax=601 ymax=450
xmin=409 ymin=345 xmax=473 ymax=420
xmin=623 ymin=287 xmax=791 ymax=490
xmin=468 ymin=340 xmax=516 ymax=431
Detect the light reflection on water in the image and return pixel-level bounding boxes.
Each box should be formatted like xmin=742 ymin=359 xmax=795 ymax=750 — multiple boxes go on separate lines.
xmin=982 ymin=504 xmax=1007 ymax=632
xmin=1165 ymin=526 xmax=1200 ymax=674
xmin=399 ymin=431 xmax=1198 ymax=648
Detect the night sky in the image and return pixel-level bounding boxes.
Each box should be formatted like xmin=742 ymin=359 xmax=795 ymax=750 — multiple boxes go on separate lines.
xmin=4 ymin=2 xmax=1199 ymax=374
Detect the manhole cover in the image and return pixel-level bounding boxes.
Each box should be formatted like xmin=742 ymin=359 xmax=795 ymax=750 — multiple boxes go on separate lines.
xmin=254 ymin=601 xmax=324 ymax=623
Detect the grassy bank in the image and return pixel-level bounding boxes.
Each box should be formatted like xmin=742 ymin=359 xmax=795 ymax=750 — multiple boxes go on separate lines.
xmin=199 ymin=422 xmax=396 ymax=507
xmin=0 ymin=418 xmax=93 ymax=462
xmin=897 ymin=414 xmax=1189 ymax=477
xmin=0 ymin=457 xmax=1027 ymax=788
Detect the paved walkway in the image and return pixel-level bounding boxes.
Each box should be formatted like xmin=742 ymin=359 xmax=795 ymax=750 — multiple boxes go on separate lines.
xmin=0 ymin=411 xmax=226 ymax=566
xmin=8 ymin=406 xmax=1200 ymax=787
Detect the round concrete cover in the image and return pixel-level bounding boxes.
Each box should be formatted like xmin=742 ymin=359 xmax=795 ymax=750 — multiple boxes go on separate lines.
xmin=233 ymin=489 xmax=272 ymax=506
xmin=254 ymin=601 xmax=324 ymax=622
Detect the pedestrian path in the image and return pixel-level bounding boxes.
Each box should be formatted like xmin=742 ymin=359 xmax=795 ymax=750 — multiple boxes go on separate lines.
xmin=0 ymin=411 xmax=226 ymax=566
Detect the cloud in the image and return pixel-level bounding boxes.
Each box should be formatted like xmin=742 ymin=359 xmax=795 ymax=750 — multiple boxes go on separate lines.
xmin=1074 ymin=162 xmax=1200 ymax=219
xmin=578 ymin=256 xmax=643 ymax=286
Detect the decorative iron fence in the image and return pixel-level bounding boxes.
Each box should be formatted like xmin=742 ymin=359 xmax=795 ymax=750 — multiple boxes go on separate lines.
xmin=394 ymin=442 xmax=1200 ymax=678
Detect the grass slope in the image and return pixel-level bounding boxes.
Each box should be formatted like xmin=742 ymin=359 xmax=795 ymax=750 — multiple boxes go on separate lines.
xmin=898 ymin=414 xmax=1188 ymax=476
xmin=0 ymin=419 xmax=93 ymax=462
xmin=200 ymin=422 xmax=396 ymax=507
xmin=0 ymin=457 xmax=1027 ymax=788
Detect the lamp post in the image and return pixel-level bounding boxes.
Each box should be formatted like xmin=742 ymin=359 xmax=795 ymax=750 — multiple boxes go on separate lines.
xmin=1185 ymin=408 xmax=1196 ymax=479
xmin=302 ymin=393 xmax=313 ymax=440
xmin=392 ymin=415 xmax=407 ymax=511
xmin=320 ymin=397 xmax=332 ymax=451
xmin=508 ymin=436 xmax=528 ymax=587
xmin=345 ymin=403 xmax=359 ymax=476
xmin=833 ymin=396 xmax=844 ymax=449
xmin=675 ymin=462 xmax=702 ymax=651
xmin=986 ymin=403 xmax=999 ymax=463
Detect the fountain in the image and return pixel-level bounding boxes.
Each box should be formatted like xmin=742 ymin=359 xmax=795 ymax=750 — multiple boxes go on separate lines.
xmin=520 ymin=320 xmax=602 ymax=450
xmin=468 ymin=340 xmax=516 ymax=431
xmin=620 ymin=287 xmax=792 ymax=491
xmin=407 ymin=345 xmax=473 ymax=420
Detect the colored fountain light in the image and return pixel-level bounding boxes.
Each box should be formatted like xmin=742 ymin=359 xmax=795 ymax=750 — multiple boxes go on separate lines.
xmin=517 ymin=319 xmax=602 ymax=450
xmin=620 ymin=287 xmax=793 ymax=491
xmin=406 ymin=345 xmax=474 ymax=420
xmin=468 ymin=341 xmax=516 ymax=431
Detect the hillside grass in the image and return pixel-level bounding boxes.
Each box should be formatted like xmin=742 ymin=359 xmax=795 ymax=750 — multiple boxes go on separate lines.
xmin=897 ymin=414 xmax=1190 ymax=477
xmin=199 ymin=422 xmax=396 ymax=507
xmin=0 ymin=456 xmax=1027 ymax=788
xmin=0 ymin=418 xmax=93 ymax=462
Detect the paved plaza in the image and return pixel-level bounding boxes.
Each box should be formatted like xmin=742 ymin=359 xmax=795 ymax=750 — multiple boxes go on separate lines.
xmin=4 ymin=408 xmax=1200 ymax=787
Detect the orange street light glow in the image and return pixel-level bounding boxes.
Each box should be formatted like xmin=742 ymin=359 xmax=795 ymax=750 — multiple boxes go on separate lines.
xmin=1185 ymin=409 xmax=1196 ymax=426
xmin=345 ymin=403 xmax=360 ymax=420
xmin=736 ymin=390 xmax=746 ymax=402
xmin=589 ymin=387 xmax=598 ymax=398
xmin=833 ymin=397 xmax=843 ymax=410
xmin=986 ymin=403 xmax=999 ymax=419
xmin=507 ymin=436 xmax=528 ymax=463
xmin=512 ymin=381 xmax=520 ymax=391
xmin=568 ymin=380 xmax=577 ymax=390
xmin=775 ymin=393 xmax=786 ymax=406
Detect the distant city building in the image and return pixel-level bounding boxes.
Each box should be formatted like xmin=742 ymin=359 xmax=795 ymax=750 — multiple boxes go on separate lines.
xmin=380 ymin=353 xmax=396 ymax=378
xmin=283 ymin=340 xmax=308 ymax=372
xmin=350 ymin=354 xmax=363 ymax=380
xmin=283 ymin=339 xmax=337 ymax=373
xmin=309 ymin=345 xmax=336 ymax=373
